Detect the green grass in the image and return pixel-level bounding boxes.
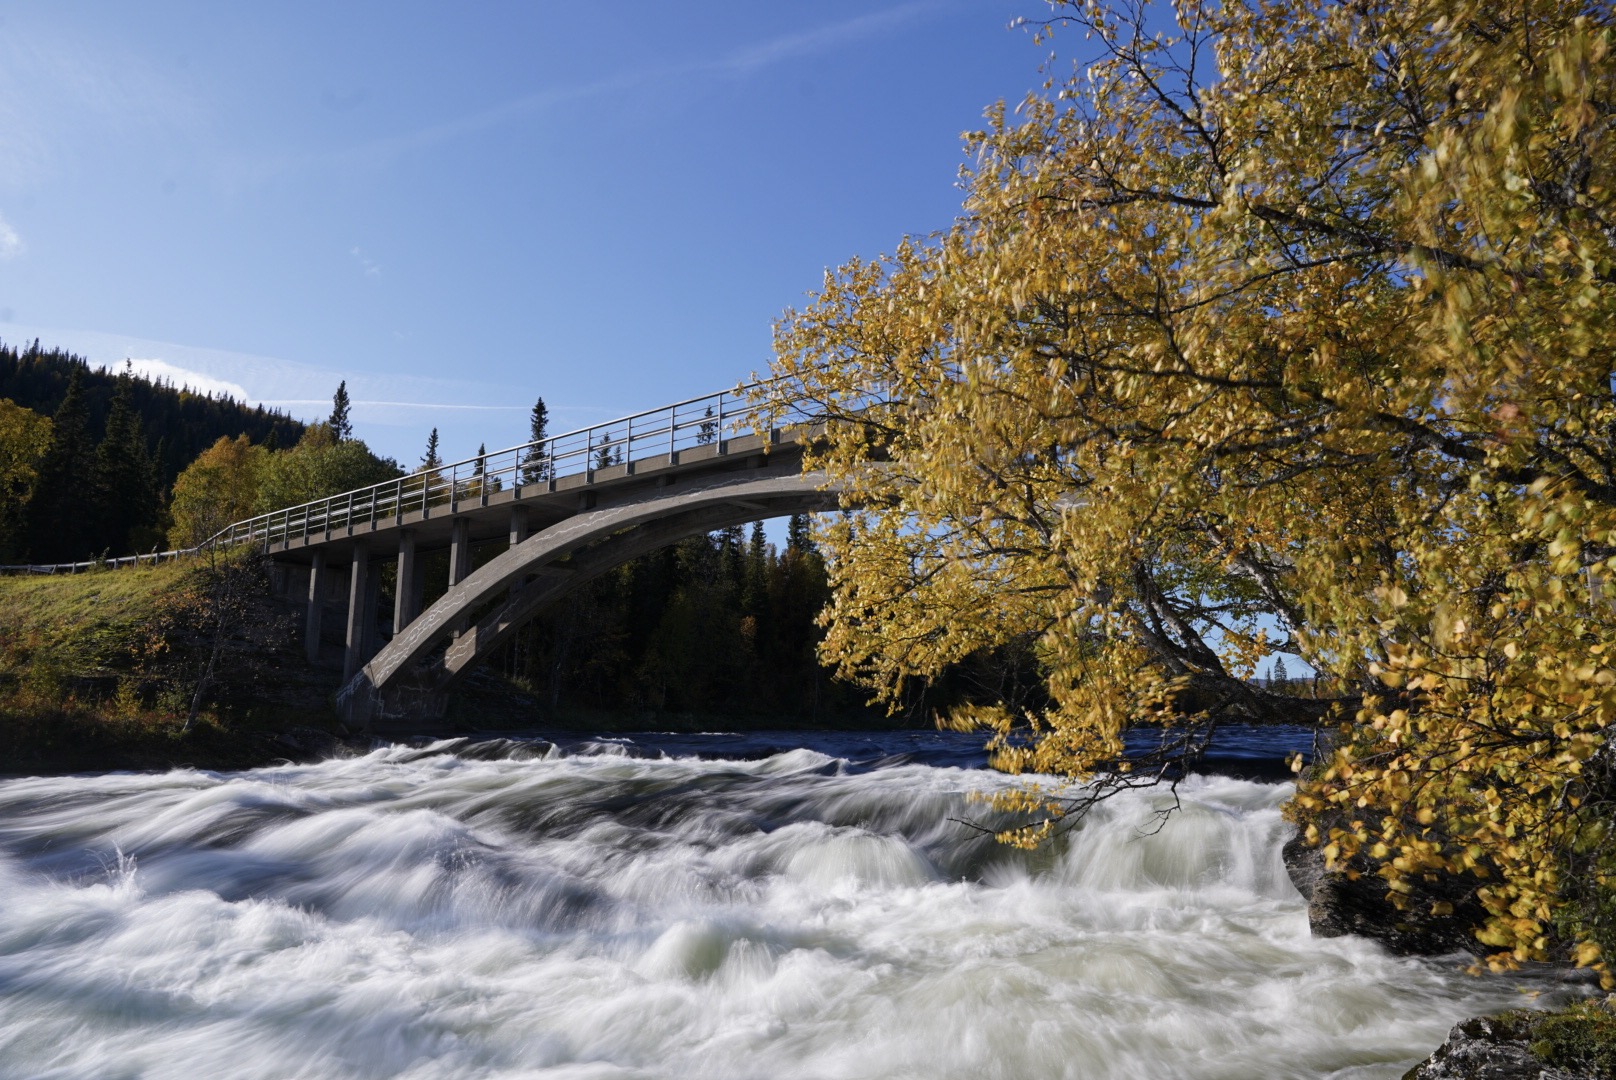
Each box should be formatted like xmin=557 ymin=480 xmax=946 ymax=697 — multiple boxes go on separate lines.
xmin=0 ymin=561 xmax=189 ymax=676
xmin=1532 ymin=998 xmax=1616 ymax=1078
xmin=0 ymin=558 xmax=344 ymax=775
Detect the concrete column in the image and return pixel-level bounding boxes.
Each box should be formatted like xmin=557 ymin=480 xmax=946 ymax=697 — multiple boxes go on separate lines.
xmin=508 ymin=506 xmax=529 ymax=548
xmin=363 ymin=561 xmax=383 ymax=666
xmin=343 ymin=546 xmax=372 ymax=681
xmin=393 ymin=529 xmax=419 ymax=634
xmin=448 ymin=517 xmax=473 ymax=640
xmin=305 ymin=549 xmax=326 ymax=663
xmin=449 ymin=518 xmax=472 ymax=587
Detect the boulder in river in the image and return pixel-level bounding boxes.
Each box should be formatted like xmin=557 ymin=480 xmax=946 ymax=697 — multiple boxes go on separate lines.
xmin=1282 ymin=831 xmax=1489 ymax=956
xmin=1400 ymin=1000 xmax=1616 ymax=1079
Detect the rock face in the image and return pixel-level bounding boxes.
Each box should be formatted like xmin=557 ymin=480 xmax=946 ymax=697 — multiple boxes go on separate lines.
xmin=1401 ymin=1012 xmax=1600 ymax=1080
xmin=1281 ymin=832 xmax=1489 ymax=956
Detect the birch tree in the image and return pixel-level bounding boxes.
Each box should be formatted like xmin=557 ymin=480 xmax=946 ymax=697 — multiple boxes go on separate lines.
xmin=765 ymin=0 xmax=1615 ymax=978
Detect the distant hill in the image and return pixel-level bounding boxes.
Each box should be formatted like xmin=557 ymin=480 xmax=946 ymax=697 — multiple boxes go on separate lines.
xmin=0 ymin=338 xmax=306 ymax=492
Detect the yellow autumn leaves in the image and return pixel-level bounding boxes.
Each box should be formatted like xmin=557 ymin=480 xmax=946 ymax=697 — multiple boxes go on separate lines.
xmin=762 ymin=0 xmax=1615 ymax=979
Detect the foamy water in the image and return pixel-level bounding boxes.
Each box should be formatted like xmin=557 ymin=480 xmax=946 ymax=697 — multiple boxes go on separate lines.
xmin=0 ymin=737 xmax=1571 ymax=1079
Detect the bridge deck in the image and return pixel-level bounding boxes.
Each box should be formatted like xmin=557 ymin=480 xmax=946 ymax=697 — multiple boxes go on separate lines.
xmin=266 ymin=429 xmax=794 ymax=563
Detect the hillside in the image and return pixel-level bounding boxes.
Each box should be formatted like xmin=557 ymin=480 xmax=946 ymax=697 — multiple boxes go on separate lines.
xmin=0 ymin=338 xmax=305 ymax=493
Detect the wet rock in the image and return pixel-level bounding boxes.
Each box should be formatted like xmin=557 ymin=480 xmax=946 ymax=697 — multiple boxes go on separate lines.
xmin=1282 ymin=831 xmax=1488 ymax=956
xmin=268 ymin=726 xmax=362 ymax=761
xmin=1401 ymin=1009 xmax=1612 ymax=1079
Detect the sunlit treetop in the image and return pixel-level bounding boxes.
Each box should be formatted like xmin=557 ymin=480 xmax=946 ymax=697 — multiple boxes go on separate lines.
xmin=763 ymin=0 xmax=1614 ymax=979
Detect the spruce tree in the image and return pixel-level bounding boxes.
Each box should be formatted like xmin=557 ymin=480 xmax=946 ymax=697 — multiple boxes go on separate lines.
xmin=421 ymin=427 xmax=441 ymax=469
xmin=329 ymin=381 xmax=353 ymax=441
xmin=522 ymin=396 xmax=550 ymax=483
xmin=743 ymin=521 xmax=768 ymax=616
xmin=25 ymin=368 xmax=98 ymax=561
xmin=1270 ymin=655 xmax=1289 ymax=689
xmin=93 ymin=373 xmax=160 ymax=554
xmin=786 ymin=514 xmax=814 ymax=555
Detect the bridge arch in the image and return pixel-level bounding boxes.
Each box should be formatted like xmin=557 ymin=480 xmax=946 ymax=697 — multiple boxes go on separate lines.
xmin=339 ymin=466 xmax=838 ymax=728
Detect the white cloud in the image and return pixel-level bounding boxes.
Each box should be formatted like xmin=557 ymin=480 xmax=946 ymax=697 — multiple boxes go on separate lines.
xmin=0 ymin=213 xmax=23 ymax=259
xmin=350 ymin=246 xmax=381 ymax=277
xmin=0 ymin=30 xmax=205 ymax=188
xmin=716 ymin=4 xmax=933 ymax=75
xmin=118 ymin=357 xmax=250 ymax=401
xmin=247 ymin=3 xmax=938 ymax=178
xmin=0 ymin=321 xmax=556 ymax=465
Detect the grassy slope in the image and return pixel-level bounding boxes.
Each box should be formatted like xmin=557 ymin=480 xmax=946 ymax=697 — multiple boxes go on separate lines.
xmin=0 ymin=563 xmax=185 ymax=675
xmin=0 ymin=562 xmax=345 ymax=775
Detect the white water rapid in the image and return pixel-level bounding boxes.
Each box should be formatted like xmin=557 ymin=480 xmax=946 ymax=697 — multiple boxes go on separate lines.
xmin=0 ymin=738 xmax=1576 ymax=1079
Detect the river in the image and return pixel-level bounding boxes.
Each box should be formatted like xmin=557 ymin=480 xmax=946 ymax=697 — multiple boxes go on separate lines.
xmin=0 ymin=729 xmax=1580 ymax=1079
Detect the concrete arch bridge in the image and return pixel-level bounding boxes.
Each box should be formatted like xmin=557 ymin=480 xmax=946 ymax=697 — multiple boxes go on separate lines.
xmin=212 ymin=385 xmax=837 ymax=731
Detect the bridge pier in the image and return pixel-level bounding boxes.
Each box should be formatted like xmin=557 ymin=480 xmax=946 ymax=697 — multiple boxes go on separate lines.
xmin=337 ymin=465 xmax=836 ymax=731
xmin=393 ymin=529 xmax=420 ymax=634
xmin=448 ymin=518 xmax=472 ymax=639
xmin=305 ymin=549 xmax=326 ymax=664
xmin=449 ymin=518 xmax=471 ymax=586
xmin=343 ymin=546 xmax=373 ymax=681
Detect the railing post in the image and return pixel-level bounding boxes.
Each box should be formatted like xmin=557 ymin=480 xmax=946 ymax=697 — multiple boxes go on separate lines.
xmin=717 ymin=392 xmax=725 ymax=453
xmin=669 ymin=404 xmax=676 ymax=461
xmin=625 ymin=415 xmax=633 ymax=473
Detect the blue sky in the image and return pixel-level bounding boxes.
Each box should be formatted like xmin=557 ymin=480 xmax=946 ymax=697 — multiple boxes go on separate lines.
xmin=0 ymin=1 xmax=1051 ymax=467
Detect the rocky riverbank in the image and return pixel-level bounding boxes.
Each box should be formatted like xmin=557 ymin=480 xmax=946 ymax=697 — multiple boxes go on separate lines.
xmin=1402 ymin=1000 xmax=1616 ymax=1079
xmin=1285 ymin=831 xmax=1615 ymax=1077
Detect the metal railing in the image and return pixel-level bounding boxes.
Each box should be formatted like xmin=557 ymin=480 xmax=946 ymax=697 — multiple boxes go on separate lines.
xmin=0 ymin=551 xmax=190 ymax=576
xmin=0 ymin=382 xmax=784 ymax=575
xmin=207 ymin=382 xmax=771 ymax=552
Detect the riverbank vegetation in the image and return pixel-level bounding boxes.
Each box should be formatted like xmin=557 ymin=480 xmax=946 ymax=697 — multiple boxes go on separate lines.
xmin=0 ymin=523 xmax=936 ymax=772
xmin=764 ymin=0 xmax=1614 ymax=984
xmin=485 ymin=516 xmax=1015 ymax=725
xmin=0 ymin=343 xmax=306 ymax=563
xmin=0 ymin=555 xmax=334 ymax=773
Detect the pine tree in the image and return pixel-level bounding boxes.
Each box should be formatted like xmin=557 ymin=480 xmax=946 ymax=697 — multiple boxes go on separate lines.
xmin=471 ymin=439 xmax=488 ymax=494
xmin=421 ymin=427 xmax=441 ymax=469
xmin=743 ymin=521 xmax=768 ymax=616
xmin=719 ymin=524 xmax=745 ymax=591
xmin=25 ymin=368 xmax=98 ymax=561
xmin=1270 ymin=655 xmax=1289 ymax=689
xmin=522 ymin=397 xmax=550 ymax=483
xmin=786 ymin=514 xmax=814 ymax=554
xmin=93 ymin=372 xmax=160 ymax=554
xmin=329 ymin=381 xmax=353 ymax=442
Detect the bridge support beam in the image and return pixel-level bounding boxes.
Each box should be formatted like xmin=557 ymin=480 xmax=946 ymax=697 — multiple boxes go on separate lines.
xmin=305 ymin=549 xmax=326 ymax=664
xmin=393 ymin=529 xmax=419 ymax=635
xmin=508 ymin=506 xmax=529 ymax=547
xmin=337 ymin=467 xmax=837 ymax=730
xmin=448 ymin=518 xmax=472 ymax=640
xmin=449 ymin=518 xmax=471 ymax=587
xmin=343 ymin=546 xmax=373 ymax=682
